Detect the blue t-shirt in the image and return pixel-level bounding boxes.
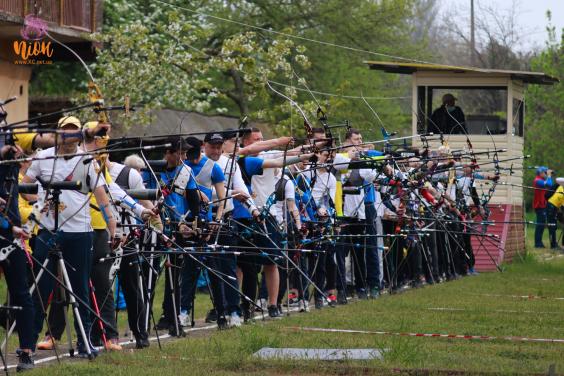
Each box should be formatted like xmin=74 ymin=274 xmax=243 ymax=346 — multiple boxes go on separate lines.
xmin=233 ymin=156 xmax=264 ymax=219
xmin=159 ymin=166 xmax=197 ymax=221
xmin=295 ymin=174 xmax=316 ymax=222
xmin=363 ymin=183 xmax=376 ymax=204
xmin=185 ymin=156 xmax=225 ymax=221
xmin=366 ymin=150 xmax=384 ymax=157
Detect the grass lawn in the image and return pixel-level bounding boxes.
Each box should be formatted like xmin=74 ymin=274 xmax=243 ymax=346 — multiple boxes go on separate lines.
xmin=21 ymin=224 xmax=564 ymax=375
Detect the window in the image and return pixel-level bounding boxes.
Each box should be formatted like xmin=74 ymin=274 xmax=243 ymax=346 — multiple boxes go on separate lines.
xmin=418 ymin=86 xmax=508 ymax=135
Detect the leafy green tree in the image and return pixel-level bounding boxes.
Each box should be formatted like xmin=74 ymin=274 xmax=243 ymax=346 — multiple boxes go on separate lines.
xmin=524 ymin=19 xmax=563 ymax=205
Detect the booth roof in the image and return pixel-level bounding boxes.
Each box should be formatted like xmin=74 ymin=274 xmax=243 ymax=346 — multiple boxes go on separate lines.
xmin=365 ymin=61 xmax=559 ymax=85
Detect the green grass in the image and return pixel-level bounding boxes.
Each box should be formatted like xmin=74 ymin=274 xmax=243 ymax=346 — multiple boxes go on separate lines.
xmin=4 ymin=223 xmax=564 ymax=375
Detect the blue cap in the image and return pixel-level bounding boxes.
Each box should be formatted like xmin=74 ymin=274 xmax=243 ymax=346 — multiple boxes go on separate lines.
xmin=536 ymin=166 xmax=548 ymax=175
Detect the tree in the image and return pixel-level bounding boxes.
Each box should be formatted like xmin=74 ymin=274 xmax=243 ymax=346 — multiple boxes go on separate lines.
xmin=524 ymin=17 xmax=563 ymax=204
xmin=87 ymin=0 xmax=430 ymax=138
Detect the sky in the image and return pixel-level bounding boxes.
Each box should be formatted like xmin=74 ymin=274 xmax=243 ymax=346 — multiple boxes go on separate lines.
xmin=440 ymin=0 xmax=564 ymax=51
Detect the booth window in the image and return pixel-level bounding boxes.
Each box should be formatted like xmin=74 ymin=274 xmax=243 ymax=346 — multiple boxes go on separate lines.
xmin=418 ymin=86 xmax=508 ymax=135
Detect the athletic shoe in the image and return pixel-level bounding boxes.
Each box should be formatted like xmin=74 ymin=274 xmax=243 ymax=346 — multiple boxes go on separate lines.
xmin=76 ymin=343 xmax=99 ymax=359
xmin=104 ymin=338 xmax=123 ymax=351
xmin=229 ymin=312 xmax=242 ymax=328
xmin=314 ymin=298 xmax=324 ymax=310
xmin=155 ymin=316 xmax=169 ymax=331
xmin=16 ymin=351 xmax=34 ymax=372
xmin=135 ymin=335 xmax=150 ymax=349
xmin=256 ymin=298 xmax=268 ymax=312
xmin=468 ymin=268 xmax=480 ymax=276
xmin=178 ymin=310 xmax=190 ymax=327
xmin=298 ymin=299 xmax=309 ymax=312
xmin=357 ymin=289 xmax=368 ymax=300
xmin=327 ymin=294 xmax=337 ymax=307
xmin=205 ymin=309 xmax=217 ymax=323
xmin=217 ymin=317 xmax=229 ymax=330
xmin=288 ymin=292 xmax=299 ymax=306
xmin=267 ymin=305 xmax=282 ymax=318
xmin=37 ymin=335 xmax=56 ymax=350
xmin=168 ymin=324 xmax=186 ymax=337
xmin=243 ymin=308 xmax=254 ymax=323
xmin=336 ymin=290 xmax=348 ymax=305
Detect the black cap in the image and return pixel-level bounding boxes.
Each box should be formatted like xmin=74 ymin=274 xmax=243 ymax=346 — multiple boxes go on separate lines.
xmin=185 ymin=136 xmax=203 ymax=160
xmin=166 ymin=137 xmax=190 ymax=152
xmin=204 ymin=132 xmax=225 ymax=144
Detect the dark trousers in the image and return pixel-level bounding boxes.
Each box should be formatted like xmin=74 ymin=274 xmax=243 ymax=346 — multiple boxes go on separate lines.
xmin=364 ymin=204 xmax=382 ymax=289
xmin=118 ymin=251 xmax=148 ymax=339
xmin=547 ymin=203 xmax=559 ymax=248
xmin=161 ymin=253 xmax=181 ymax=325
xmin=535 ymin=208 xmax=547 ymax=247
xmin=0 ymin=233 xmax=35 ymax=350
xmin=43 ymin=230 xmax=121 ymax=343
xmin=32 ymin=230 xmax=93 ymax=349
xmin=180 ymin=251 xmax=227 ymax=318
xmin=382 ymin=219 xmax=402 ymax=288
xmin=423 ymin=215 xmax=440 ymax=281
xmin=336 ymin=220 xmax=367 ymax=293
xmin=90 ymin=229 xmax=118 ymax=342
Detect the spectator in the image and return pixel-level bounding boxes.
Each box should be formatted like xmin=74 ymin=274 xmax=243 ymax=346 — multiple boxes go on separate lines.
xmin=533 ymin=166 xmax=553 ymax=248
xmin=430 ymin=93 xmax=466 ymax=135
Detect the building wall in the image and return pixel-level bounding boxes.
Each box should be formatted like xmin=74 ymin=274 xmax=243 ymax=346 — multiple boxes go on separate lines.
xmin=0 ymin=60 xmax=31 ymax=125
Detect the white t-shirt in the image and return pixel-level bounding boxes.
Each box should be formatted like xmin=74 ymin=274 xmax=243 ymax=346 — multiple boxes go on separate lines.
xmin=26 ymin=147 xmax=105 ymax=232
xmin=273 ymin=175 xmax=296 ymax=224
xmin=252 ymin=151 xmax=279 ymax=209
xmin=301 ymin=170 xmax=336 ymax=210
xmin=213 ymin=154 xmax=253 ymax=214
xmin=448 ymin=176 xmax=474 ymax=207
xmin=109 ymin=162 xmax=145 ymax=190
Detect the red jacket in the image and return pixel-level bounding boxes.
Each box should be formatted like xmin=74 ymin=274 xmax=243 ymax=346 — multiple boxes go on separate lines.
xmin=533 ymin=176 xmax=547 ymax=209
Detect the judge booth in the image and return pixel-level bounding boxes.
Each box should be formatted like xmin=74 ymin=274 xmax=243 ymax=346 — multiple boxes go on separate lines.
xmin=366 ymin=61 xmax=558 ymax=270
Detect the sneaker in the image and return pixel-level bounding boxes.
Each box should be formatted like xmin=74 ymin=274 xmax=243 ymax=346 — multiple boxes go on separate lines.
xmin=16 ymin=350 xmax=34 ymax=372
xmin=205 ymin=309 xmax=217 ymax=323
xmin=327 ymin=294 xmax=337 ymax=307
xmin=298 ymin=299 xmax=309 ymax=312
xmin=357 ymin=289 xmax=368 ymax=300
xmin=135 ymin=335 xmax=150 ymax=349
xmin=37 ymin=335 xmax=56 ymax=350
xmin=314 ymin=298 xmax=324 ymax=309
xmin=370 ymin=287 xmax=380 ymax=299
xmin=217 ymin=316 xmax=229 ymax=330
xmin=168 ymin=324 xmax=186 ymax=337
xmin=178 ymin=310 xmax=190 ymax=327
xmin=76 ymin=343 xmax=99 ymax=359
xmin=267 ymin=305 xmax=282 ymax=318
xmin=468 ymin=268 xmax=480 ymax=276
xmin=256 ymin=298 xmax=268 ymax=312
xmin=337 ymin=290 xmax=348 ymax=305
xmin=104 ymin=338 xmax=123 ymax=351
xmin=155 ymin=316 xmax=169 ymax=331
xmin=228 ymin=312 xmax=242 ymax=328
xmin=243 ymin=308 xmax=254 ymax=323
xmin=288 ymin=292 xmax=299 ymax=306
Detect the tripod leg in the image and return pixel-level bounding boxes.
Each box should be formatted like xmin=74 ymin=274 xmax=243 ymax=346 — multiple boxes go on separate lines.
xmin=89 ymin=280 xmax=108 ymax=348
xmin=60 ymin=273 xmax=74 ymax=357
xmin=57 ymin=259 xmax=92 ymax=359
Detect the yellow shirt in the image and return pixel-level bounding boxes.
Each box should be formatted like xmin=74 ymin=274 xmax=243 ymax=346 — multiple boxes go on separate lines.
xmin=90 ymin=166 xmax=113 ymax=230
xmin=13 ymin=132 xmax=37 ymax=154
xmin=549 ymin=186 xmax=564 ymax=209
